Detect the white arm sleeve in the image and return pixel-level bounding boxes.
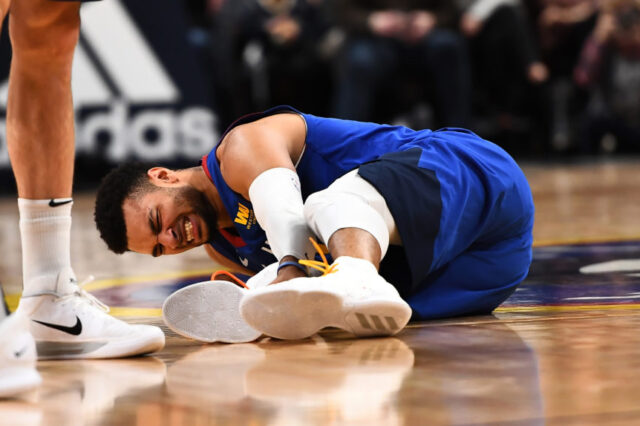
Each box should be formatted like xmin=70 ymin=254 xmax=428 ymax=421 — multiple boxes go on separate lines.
xmin=248 ymin=167 xmax=315 ymax=261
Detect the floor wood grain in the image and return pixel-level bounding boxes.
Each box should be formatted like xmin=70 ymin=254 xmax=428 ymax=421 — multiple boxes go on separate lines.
xmin=1 ymin=157 xmax=640 ymax=425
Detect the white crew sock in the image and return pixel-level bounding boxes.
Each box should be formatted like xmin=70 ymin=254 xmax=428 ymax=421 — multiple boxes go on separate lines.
xmin=18 ymin=198 xmax=73 ymax=295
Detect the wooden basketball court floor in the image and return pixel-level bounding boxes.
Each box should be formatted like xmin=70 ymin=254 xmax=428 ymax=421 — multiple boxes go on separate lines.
xmin=1 ymin=158 xmax=640 ymax=425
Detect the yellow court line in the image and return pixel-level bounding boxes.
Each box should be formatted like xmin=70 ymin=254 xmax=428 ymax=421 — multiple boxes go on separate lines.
xmin=83 ymin=269 xmax=216 ymax=291
xmin=109 ymin=307 xmax=162 ymax=317
xmin=9 ymin=286 xmax=638 ymax=318
xmin=99 ymin=303 xmax=640 ymax=318
xmin=533 ymin=235 xmax=640 ymax=247
xmin=4 ymin=293 xmax=164 ymax=317
xmin=4 ymin=268 xmax=219 ymax=314
xmin=5 ymin=270 xmax=218 ymax=311
xmin=5 ymin=258 xmax=640 ymax=318
xmin=496 ymin=303 xmax=640 ymax=313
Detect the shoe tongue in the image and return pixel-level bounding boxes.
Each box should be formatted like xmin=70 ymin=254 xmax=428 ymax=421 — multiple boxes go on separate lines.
xmin=333 ymin=256 xmax=378 ymax=274
xmin=55 ymin=268 xmax=79 ymax=295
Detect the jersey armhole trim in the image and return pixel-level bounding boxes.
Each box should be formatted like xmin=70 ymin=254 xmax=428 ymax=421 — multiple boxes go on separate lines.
xmin=294 ymin=112 xmax=307 ymax=168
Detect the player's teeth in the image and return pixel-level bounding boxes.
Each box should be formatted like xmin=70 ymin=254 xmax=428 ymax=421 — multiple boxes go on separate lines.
xmin=185 ymin=220 xmax=193 ymax=242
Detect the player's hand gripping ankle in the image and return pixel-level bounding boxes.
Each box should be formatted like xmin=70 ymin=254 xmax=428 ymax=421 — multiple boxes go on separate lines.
xmin=270 ymin=256 xmax=307 ymax=285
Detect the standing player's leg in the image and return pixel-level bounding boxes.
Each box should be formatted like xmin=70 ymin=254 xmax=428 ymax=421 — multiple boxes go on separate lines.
xmin=7 ymin=0 xmax=79 ymax=302
xmin=0 ymin=0 xmax=42 ymax=400
xmin=6 ymin=0 xmax=77 ymax=201
xmin=7 ymin=0 xmax=164 ymax=359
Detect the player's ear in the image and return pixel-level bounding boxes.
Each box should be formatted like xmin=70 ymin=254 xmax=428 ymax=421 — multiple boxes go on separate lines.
xmin=147 ymin=167 xmax=180 ymax=185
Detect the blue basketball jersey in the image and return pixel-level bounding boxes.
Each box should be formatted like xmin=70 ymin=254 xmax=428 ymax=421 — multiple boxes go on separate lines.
xmin=203 ymin=106 xmax=533 ymax=288
xmin=202 ymin=105 xmax=534 ymax=318
xmin=202 ymin=105 xmax=434 ymax=271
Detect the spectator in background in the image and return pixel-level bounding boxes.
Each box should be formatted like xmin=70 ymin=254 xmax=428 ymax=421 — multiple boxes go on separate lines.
xmin=527 ymin=0 xmax=599 ymax=150
xmin=215 ymin=0 xmax=332 ymax=120
xmin=574 ymin=0 xmax=640 ymax=153
xmin=458 ymin=0 xmax=550 ymax=153
xmin=182 ymin=0 xmax=231 ymax=125
xmin=329 ymin=0 xmax=471 ymax=128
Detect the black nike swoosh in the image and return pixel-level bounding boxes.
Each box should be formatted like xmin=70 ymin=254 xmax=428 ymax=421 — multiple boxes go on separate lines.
xmin=33 ymin=316 xmax=83 ymax=336
xmin=49 ymin=199 xmax=73 ymax=207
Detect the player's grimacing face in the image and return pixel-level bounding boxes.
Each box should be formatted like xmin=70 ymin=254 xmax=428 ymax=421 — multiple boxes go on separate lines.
xmin=123 ymin=185 xmax=217 ymax=257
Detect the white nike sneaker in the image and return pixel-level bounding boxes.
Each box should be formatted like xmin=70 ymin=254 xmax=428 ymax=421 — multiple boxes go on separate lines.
xmin=16 ymin=268 xmax=165 ymax=360
xmin=161 ymin=265 xmax=278 ymax=343
xmin=0 ymin=312 xmax=42 ymax=398
xmin=240 ymin=256 xmax=412 ymax=340
xmin=162 ymin=279 xmax=262 ymax=344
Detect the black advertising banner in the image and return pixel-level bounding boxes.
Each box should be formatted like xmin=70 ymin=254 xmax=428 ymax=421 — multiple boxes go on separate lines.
xmin=0 ymin=0 xmax=219 ymax=191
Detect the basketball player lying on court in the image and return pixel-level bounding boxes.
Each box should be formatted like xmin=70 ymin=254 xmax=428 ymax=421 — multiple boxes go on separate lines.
xmin=94 ymin=106 xmax=534 ymax=342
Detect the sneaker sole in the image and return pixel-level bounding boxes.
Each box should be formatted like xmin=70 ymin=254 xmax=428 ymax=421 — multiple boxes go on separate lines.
xmin=240 ymin=286 xmax=412 ymax=340
xmin=0 ymin=368 xmax=42 ymax=398
xmin=162 ymin=281 xmax=261 ymax=343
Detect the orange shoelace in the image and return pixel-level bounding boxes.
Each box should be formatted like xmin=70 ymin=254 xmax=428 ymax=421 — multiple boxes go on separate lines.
xmin=210 ymin=270 xmax=249 ymax=289
xmin=210 ymin=238 xmax=335 ymax=286
xmin=298 ymin=237 xmax=338 ymax=276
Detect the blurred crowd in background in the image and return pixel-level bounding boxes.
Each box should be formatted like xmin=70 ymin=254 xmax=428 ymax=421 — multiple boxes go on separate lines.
xmin=182 ymin=0 xmax=640 ymax=158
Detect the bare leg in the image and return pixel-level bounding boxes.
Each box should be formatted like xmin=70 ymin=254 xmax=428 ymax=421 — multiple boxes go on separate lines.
xmin=327 ymin=228 xmax=382 ymax=269
xmin=304 ymin=170 xmax=399 ymax=269
xmin=5 ymin=0 xmax=80 ymax=295
xmin=6 ymin=0 xmax=80 ymax=199
xmin=0 ymin=0 xmax=10 ymax=33
xmin=4 ymin=0 xmax=165 ymax=359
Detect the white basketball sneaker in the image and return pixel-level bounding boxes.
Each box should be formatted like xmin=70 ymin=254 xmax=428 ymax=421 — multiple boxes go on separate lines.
xmin=16 ymin=268 xmax=165 ymax=359
xmin=162 ymin=267 xmax=274 ymax=343
xmin=240 ymin=256 xmax=412 ymax=340
xmin=0 ymin=312 xmax=42 ymax=398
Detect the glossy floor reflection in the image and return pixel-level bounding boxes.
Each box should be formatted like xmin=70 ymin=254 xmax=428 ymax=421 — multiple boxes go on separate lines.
xmin=4 ymin=313 xmax=640 ymax=425
xmin=2 ymin=158 xmax=640 ymax=425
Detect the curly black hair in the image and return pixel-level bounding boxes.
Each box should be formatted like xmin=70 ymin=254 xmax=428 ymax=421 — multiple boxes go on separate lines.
xmin=94 ymin=162 xmax=155 ymax=254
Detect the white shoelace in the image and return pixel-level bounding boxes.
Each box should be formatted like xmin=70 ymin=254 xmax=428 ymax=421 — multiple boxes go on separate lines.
xmin=23 ymin=275 xmax=110 ymax=313
xmin=64 ymin=275 xmax=110 ymax=313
